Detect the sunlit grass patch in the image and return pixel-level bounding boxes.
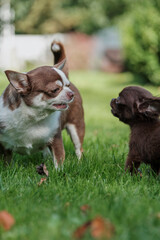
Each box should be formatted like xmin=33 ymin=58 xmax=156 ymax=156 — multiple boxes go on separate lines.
xmin=0 ymin=70 xmax=160 ymax=240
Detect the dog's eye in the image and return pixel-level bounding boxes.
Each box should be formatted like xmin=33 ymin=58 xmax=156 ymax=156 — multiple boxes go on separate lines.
xmin=52 ymin=88 xmax=60 ymax=94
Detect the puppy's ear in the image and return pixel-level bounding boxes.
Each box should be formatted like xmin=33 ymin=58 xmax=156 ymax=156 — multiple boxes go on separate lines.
xmin=5 ymin=70 xmax=31 ymax=94
xmin=137 ymin=98 xmax=160 ymax=117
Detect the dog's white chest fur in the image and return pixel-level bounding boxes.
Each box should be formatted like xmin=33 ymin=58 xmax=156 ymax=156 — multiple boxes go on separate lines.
xmin=0 ymin=96 xmax=61 ymax=154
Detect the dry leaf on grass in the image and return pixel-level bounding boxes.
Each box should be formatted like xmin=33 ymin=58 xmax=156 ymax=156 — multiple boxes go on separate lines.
xmin=0 ymin=211 xmax=15 ymax=230
xmin=73 ymin=221 xmax=91 ymax=239
xmin=38 ymin=178 xmax=47 ymax=186
xmin=80 ymin=205 xmax=91 ymax=213
xmin=73 ymin=216 xmax=115 ymax=239
xmin=91 ymin=216 xmax=115 ymax=239
xmin=36 ymin=163 xmax=49 ymax=176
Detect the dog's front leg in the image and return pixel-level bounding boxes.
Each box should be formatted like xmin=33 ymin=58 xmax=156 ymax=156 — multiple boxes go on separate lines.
xmin=125 ymin=152 xmax=141 ymax=175
xmin=49 ymin=131 xmax=65 ymax=170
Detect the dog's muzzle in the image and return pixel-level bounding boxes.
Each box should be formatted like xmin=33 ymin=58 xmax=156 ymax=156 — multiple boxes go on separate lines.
xmin=110 ymin=98 xmax=119 ymax=117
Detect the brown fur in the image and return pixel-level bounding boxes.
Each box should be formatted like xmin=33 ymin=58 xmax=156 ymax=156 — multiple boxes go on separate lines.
xmin=3 ymin=85 xmax=21 ymax=110
xmin=51 ymin=41 xmax=65 ymax=62
xmin=51 ymin=41 xmax=85 ymax=161
xmin=4 ymin=63 xmax=67 ymax=110
xmin=110 ymin=86 xmax=160 ymax=174
xmin=51 ymin=41 xmax=69 ymax=77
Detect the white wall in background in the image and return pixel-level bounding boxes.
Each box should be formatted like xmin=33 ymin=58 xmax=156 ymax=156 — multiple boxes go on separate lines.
xmin=0 ymin=34 xmax=65 ymax=70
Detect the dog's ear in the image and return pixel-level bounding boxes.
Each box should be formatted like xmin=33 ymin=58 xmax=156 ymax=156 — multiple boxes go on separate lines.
xmin=137 ymin=98 xmax=160 ymax=117
xmin=5 ymin=70 xmax=31 ymax=94
xmin=54 ymin=59 xmax=66 ymax=70
xmin=54 ymin=59 xmax=69 ymax=77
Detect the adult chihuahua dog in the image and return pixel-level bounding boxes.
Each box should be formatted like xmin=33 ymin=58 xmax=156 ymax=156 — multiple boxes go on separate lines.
xmin=0 ymin=42 xmax=85 ymax=169
xmin=110 ymin=86 xmax=160 ymax=175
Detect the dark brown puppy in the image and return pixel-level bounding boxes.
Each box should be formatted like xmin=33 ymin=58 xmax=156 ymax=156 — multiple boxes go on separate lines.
xmin=110 ymin=86 xmax=160 ymax=174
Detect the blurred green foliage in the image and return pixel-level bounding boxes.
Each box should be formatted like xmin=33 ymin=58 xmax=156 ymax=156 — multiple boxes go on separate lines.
xmin=11 ymin=0 xmax=131 ymax=34
xmin=119 ymin=0 xmax=160 ymax=85
xmin=10 ymin=0 xmax=160 ymax=85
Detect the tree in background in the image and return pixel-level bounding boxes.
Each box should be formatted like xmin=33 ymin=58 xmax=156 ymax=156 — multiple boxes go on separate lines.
xmin=11 ymin=0 xmax=131 ymax=34
xmin=119 ymin=0 xmax=160 ymax=85
xmin=11 ymin=0 xmax=160 ymax=85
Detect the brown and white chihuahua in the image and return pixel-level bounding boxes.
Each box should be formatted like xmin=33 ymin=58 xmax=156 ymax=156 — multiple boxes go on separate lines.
xmin=110 ymin=86 xmax=160 ymax=175
xmin=0 ymin=42 xmax=85 ymax=169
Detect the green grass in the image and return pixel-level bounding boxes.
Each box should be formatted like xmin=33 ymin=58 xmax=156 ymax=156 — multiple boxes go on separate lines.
xmin=0 ymin=70 xmax=160 ymax=240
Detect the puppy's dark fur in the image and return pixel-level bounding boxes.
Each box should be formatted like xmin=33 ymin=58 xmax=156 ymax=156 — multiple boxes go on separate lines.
xmin=110 ymin=86 xmax=160 ymax=174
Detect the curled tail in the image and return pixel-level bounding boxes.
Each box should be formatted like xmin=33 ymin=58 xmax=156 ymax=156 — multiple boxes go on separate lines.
xmin=51 ymin=41 xmax=69 ymax=77
xmin=51 ymin=41 xmax=66 ymax=64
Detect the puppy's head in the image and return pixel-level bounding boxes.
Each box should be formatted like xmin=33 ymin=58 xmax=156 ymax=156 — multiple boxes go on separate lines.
xmin=5 ymin=60 xmax=74 ymax=112
xmin=110 ymin=86 xmax=160 ymax=124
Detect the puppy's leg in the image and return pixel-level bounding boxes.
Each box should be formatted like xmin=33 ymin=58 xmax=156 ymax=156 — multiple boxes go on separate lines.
xmin=66 ymin=122 xmax=85 ymax=160
xmin=49 ymin=131 xmax=65 ymax=169
xmin=125 ymin=153 xmax=141 ymax=175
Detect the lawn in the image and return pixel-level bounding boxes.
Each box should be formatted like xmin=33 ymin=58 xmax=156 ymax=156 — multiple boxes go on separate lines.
xmin=0 ymin=70 xmax=160 ymax=240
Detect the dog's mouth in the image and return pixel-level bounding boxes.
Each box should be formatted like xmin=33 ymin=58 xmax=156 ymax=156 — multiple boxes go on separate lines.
xmin=52 ymin=103 xmax=68 ymax=110
xmin=110 ymin=99 xmax=119 ymax=118
xmin=51 ymin=97 xmax=74 ymax=110
xmin=111 ymin=108 xmax=119 ymax=118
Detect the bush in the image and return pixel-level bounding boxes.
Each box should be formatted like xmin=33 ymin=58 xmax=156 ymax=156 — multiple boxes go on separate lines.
xmin=119 ymin=3 xmax=160 ymax=85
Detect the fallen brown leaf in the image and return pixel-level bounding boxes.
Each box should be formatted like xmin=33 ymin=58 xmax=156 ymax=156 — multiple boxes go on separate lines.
xmin=80 ymin=205 xmax=91 ymax=213
xmin=91 ymin=216 xmax=115 ymax=239
xmin=73 ymin=216 xmax=115 ymax=239
xmin=73 ymin=221 xmax=91 ymax=239
xmin=0 ymin=211 xmax=15 ymax=230
xmin=36 ymin=163 xmax=49 ymax=176
xmin=38 ymin=178 xmax=47 ymax=186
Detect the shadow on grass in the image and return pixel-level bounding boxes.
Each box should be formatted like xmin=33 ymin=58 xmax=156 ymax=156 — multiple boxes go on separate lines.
xmin=0 ymin=153 xmax=46 ymax=170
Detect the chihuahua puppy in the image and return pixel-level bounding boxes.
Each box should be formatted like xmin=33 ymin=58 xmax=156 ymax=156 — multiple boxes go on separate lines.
xmin=0 ymin=42 xmax=85 ymax=168
xmin=110 ymin=86 xmax=160 ymax=175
